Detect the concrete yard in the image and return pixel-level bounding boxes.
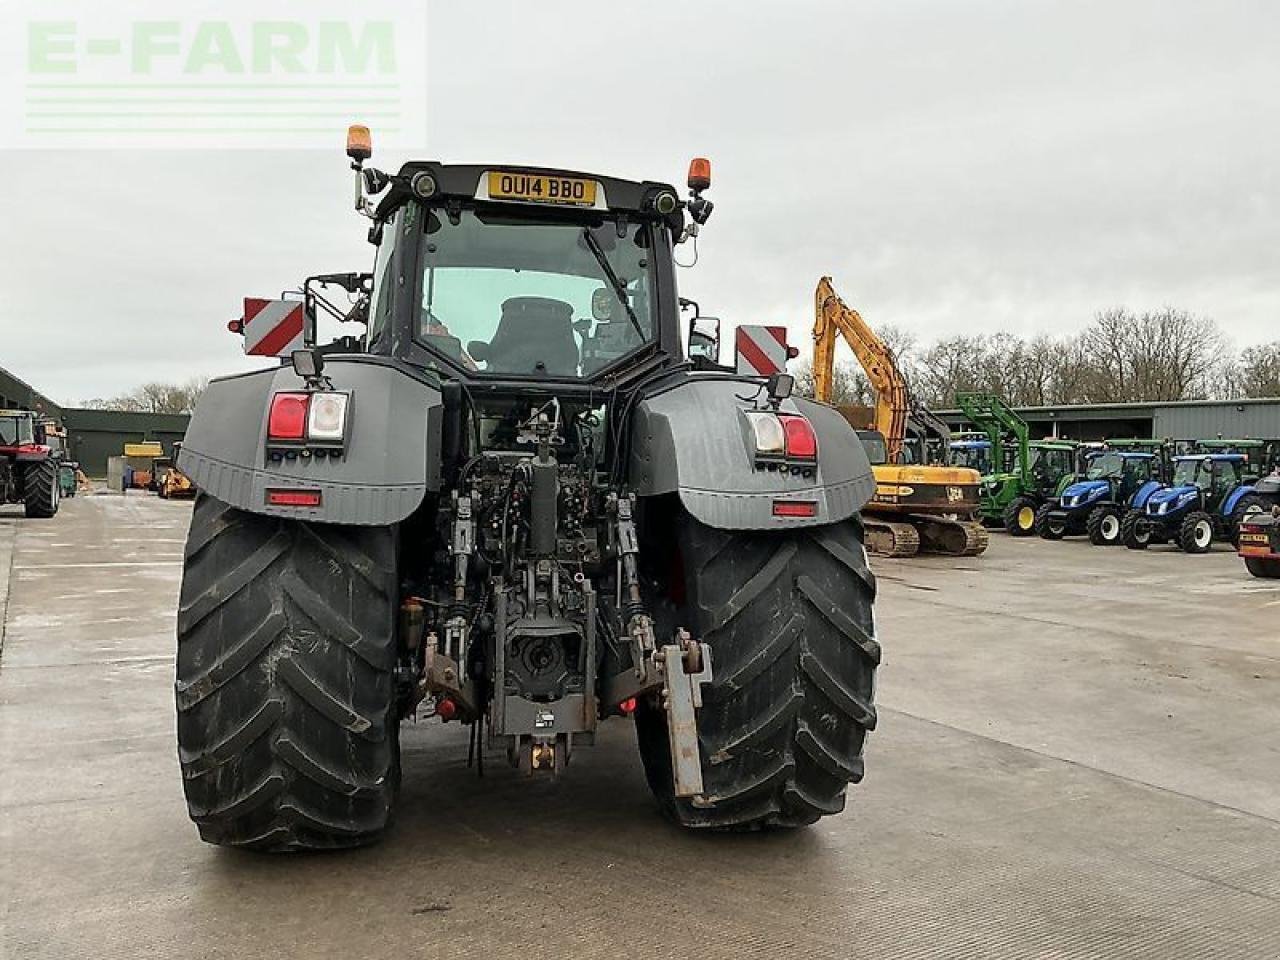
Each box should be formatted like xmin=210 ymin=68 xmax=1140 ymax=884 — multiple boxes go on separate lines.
xmin=2 ymin=494 xmax=1278 ymax=959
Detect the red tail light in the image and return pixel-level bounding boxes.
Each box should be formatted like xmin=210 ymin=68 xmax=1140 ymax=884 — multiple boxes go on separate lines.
xmin=266 ymin=489 xmax=322 ymax=507
xmin=779 ymin=415 xmax=818 ymax=459
xmin=268 ymin=392 xmax=310 ymax=440
xmin=773 ymin=500 xmax=817 ymax=518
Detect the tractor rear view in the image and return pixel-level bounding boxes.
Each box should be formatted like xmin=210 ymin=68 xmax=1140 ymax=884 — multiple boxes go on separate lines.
xmin=171 ymin=129 xmax=882 ymax=851
xmin=0 ymin=410 xmax=61 ymax=519
xmin=811 ymin=278 xmax=987 ymax=558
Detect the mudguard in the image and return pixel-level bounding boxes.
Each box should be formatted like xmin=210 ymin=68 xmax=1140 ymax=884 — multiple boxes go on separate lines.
xmin=1222 ymin=485 xmax=1256 ymax=517
xmin=1130 ymin=480 xmax=1160 ymax=510
xmin=178 ymin=356 xmax=442 ymax=526
xmin=628 ymin=377 xmax=875 ymax=529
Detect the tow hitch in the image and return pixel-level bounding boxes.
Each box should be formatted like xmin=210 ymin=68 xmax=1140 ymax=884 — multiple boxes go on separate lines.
xmin=658 ymin=629 xmax=713 ymax=798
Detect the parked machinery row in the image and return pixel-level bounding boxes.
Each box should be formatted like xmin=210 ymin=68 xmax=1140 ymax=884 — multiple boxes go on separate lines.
xmin=949 ymin=395 xmax=1280 ymax=569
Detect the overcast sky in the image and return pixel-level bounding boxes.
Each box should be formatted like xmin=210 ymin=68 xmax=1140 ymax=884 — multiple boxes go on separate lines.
xmin=2 ymin=0 xmax=1278 ymax=404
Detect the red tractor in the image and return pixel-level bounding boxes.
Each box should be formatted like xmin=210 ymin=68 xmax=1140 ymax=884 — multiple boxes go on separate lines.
xmin=0 ymin=410 xmax=61 ymax=518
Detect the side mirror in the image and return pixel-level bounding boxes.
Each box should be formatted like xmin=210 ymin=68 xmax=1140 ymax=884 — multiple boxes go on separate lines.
xmin=687 ymin=316 xmax=721 ymax=364
xmin=467 ymin=340 xmax=491 ymax=363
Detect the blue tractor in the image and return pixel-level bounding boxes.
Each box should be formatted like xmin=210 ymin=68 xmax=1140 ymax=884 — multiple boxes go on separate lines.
xmin=1035 ymin=449 xmax=1165 ymax=545
xmin=950 ymin=437 xmax=993 ymax=476
xmin=1121 ymin=453 xmax=1257 ymax=553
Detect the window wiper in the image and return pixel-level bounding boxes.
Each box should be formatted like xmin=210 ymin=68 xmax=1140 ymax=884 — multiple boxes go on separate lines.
xmin=581 ymin=228 xmax=644 ymax=341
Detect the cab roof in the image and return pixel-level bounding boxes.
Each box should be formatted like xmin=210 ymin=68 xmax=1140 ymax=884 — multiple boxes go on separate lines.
xmin=376 ymin=162 xmax=685 ymax=231
xmin=1174 ymin=453 xmax=1246 ymax=462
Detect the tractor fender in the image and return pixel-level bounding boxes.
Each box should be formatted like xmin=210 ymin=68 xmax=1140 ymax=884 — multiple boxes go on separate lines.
xmin=628 ymin=377 xmax=875 ymax=529
xmin=178 ymin=356 xmax=442 ymax=526
xmin=1130 ymin=480 xmax=1161 ymax=510
xmin=1222 ymin=484 xmax=1256 ymax=517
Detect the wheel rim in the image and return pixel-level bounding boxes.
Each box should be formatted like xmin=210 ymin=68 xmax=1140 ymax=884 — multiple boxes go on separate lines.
xmin=1018 ymin=506 xmax=1035 ymax=529
xmin=1101 ymin=515 xmax=1119 ymax=540
xmin=1195 ymin=520 xmax=1212 ymax=547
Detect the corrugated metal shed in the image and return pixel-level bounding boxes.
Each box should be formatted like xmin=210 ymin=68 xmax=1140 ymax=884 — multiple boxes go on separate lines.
xmin=940 ymin=398 xmax=1280 ymax=442
xmin=1153 ymin=400 xmax=1280 ymax=440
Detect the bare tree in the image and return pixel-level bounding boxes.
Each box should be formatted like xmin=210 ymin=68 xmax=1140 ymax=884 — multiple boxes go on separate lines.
xmin=81 ymin=377 xmax=208 ymax=415
xmin=795 ymin=305 xmax=1254 ymax=409
xmin=1227 ymin=341 xmax=1280 ymax=398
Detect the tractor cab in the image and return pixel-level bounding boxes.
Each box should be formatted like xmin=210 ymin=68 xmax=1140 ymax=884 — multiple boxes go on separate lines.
xmin=1194 ymin=439 xmax=1265 ymax=481
xmin=1168 ymin=454 xmax=1244 ymax=498
xmin=950 ymin=438 xmax=992 ymax=475
xmin=1026 ymin=442 xmax=1077 ymax=497
xmin=0 ymin=410 xmax=37 ymax=448
xmin=358 ymin=158 xmax=698 ymax=383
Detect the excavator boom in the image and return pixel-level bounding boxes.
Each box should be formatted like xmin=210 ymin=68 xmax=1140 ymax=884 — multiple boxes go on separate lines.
xmin=814 ymin=277 xmax=911 ymax=462
xmin=810 ymin=277 xmax=988 ymax=559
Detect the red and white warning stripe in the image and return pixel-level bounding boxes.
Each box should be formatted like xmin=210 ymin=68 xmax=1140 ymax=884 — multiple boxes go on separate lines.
xmin=735 ymin=324 xmax=791 ymax=377
xmin=242 ymin=298 xmax=305 ymax=357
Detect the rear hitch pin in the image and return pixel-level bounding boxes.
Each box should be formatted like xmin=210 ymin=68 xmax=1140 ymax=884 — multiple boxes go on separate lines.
xmin=659 ymin=628 xmax=714 ymax=799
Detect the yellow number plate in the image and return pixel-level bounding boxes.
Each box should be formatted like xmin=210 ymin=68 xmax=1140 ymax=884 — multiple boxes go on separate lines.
xmin=1241 ymin=545 xmax=1272 ymax=557
xmin=487 ymin=171 xmax=597 ymax=206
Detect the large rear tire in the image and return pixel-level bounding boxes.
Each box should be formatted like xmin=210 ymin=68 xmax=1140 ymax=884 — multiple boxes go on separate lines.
xmin=175 ymin=494 xmax=399 ymax=851
xmin=23 ymin=460 xmax=59 ymax=518
xmin=636 ymin=514 xmax=879 ymax=829
xmin=1003 ymin=496 xmax=1038 ymax=536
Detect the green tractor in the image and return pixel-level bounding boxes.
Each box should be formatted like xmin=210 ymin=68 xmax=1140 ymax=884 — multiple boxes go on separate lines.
xmin=955 ymin=393 xmax=1078 ymax=536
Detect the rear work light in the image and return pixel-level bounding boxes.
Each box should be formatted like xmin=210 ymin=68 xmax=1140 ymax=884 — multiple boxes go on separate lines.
xmin=267 ymin=489 xmax=322 ymax=507
xmin=745 ymin=411 xmax=818 ymax=462
xmin=307 ymin=392 xmax=349 ymax=441
xmin=267 ymin=391 xmax=350 ymax=444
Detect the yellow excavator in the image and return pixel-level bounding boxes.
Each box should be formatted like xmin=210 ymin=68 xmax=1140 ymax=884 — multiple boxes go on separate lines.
xmin=813 ymin=277 xmax=988 ymax=557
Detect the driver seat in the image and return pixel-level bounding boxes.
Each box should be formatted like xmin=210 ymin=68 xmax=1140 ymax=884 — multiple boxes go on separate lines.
xmin=485 ymin=297 xmax=579 ymax=375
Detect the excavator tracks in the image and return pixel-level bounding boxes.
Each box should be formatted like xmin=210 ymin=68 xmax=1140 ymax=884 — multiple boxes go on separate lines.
xmin=865 ymin=519 xmax=922 ymax=558
xmin=864 ymin=515 xmax=988 ymax=559
xmin=915 ymin=515 xmax=990 ymax=557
